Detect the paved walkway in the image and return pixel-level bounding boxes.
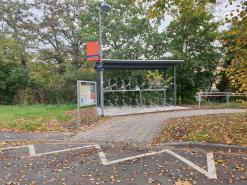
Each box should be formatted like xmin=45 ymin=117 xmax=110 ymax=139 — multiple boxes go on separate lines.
xmin=0 ymin=109 xmax=245 ymax=143
xmin=73 ymin=109 xmax=246 ymax=143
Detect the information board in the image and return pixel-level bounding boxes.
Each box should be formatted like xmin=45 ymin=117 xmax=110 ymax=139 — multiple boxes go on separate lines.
xmin=77 ymin=81 xmax=97 ymax=107
xmin=77 ymin=80 xmax=97 ymax=127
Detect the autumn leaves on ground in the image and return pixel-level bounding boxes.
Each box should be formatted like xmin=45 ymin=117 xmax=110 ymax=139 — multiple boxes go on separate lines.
xmin=155 ymin=113 xmax=247 ymax=146
xmin=1 ymin=104 xmax=247 ymax=146
xmin=0 ymin=105 xmax=100 ymax=132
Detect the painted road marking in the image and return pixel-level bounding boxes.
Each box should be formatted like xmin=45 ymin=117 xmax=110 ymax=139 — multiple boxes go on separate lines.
xmin=98 ymin=149 xmax=167 ymax=165
xmin=94 ymin=144 xmax=110 ymax=164
xmin=0 ymin=145 xmax=29 ymax=150
xmin=28 ymin=145 xmax=36 ymax=156
xmin=2 ymin=144 xmax=217 ymax=179
xmin=96 ymin=147 xmax=217 ymax=179
xmin=207 ymin=152 xmax=218 ymax=179
xmin=165 ymin=149 xmax=217 ymax=179
xmin=29 ymin=145 xmax=96 ymax=157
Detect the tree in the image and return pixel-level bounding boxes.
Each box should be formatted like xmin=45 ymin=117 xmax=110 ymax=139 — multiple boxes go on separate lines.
xmin=1 ymin=0 xmax=90 ymax=71
xmin=145 ymin=0 xmax=247 ymax=95
xmin=33 ymin=0 xmax=89 ymax=71
xmin=141 ymin=0 xmax=216 ymax=18
xmin=224 ymin=0 xmax=247 ymax=93
xmin=79 ymin=0 xmax=168 ymax=81
xmin=165 ymin=0 xmax=221 ymax=102
xmin=80 ymin=0 xmax=166 ymax=60
xmin=0 ymin=0 xmax=99 ymax=104
xmin=0 ymin=33 xmax=29 ymax=103
xmin=0 ymin=0 xmax=34 ymax=66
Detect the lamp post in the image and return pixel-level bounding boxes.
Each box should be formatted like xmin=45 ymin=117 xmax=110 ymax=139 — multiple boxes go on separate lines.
xmin=99 ymin=1 xmax=111 ymax=116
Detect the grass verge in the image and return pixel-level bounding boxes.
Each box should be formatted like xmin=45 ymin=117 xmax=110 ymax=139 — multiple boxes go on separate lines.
xmin=0 ymin=104 xmax=100 ymax=132
xmin=154 ymin=112 xmax=247 ymax=146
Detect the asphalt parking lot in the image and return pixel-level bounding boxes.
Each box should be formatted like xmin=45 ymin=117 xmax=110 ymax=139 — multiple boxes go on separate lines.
xmin=1 ymin=142 xmax=247 ymax=185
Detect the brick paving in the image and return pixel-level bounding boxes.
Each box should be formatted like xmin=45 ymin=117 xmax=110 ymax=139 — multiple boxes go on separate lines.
xmin=73 ymin=109 xmax=246 ymax=143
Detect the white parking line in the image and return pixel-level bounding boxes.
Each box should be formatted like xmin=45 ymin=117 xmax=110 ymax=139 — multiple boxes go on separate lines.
xmin=207 ymin=152 xmax=218 ymax=179
xmin=99 ymin=149 xmax=167 ymax=165
xmin=28 ymin=145 xmax=36 ymax=156
xmin=165 ymin=149 xmax=217 ymax=179
xmin=94 ymin=144 xmax=110 ymax=164
xmin=2 ymin=144 xmax=217 ymax=179
xmin=29 ymin=145 xmax=96 ymax=157
xmin=0 ymin=145 xmax=28 ymax=150
xmin=96 ymin=147 xmax=217 ymax=179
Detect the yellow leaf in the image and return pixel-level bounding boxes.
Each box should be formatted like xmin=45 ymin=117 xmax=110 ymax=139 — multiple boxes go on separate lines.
xmin=236 ymin=165 xmax=245 ymax=172
xmin=174 ymin=180 xmax=192 ymax=185
xmin=215 ymin=159 xmax=224 ymax=164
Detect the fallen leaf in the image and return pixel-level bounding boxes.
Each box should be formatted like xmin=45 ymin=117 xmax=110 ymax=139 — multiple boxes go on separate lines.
xmin=215 ymin=159 xmax=224 ymax=164
xmin=174 ymin=180 xmax=192 ymax=185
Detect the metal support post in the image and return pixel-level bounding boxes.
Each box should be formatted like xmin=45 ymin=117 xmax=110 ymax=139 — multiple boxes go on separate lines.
xmin=173 ymin=66 xmax=177 ymax=106
xmin=163 ymin=89 xmax=166 ymax=106
xmin=226 ymin=93 xmax=229 ymax=105
xmin=97 ymin=71 xmax=100 ymax=107
xmin=140 ymin=90 xmax=142 ymax=106
xmin=99 ymin=6 xmax=104 ymax=116
xmin=198 ymin=93 xmax=201 ymax=108
xmin=77 ymin=81 xmax=80 ymax=128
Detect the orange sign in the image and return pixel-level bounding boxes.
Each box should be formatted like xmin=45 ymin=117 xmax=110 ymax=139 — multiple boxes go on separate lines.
xmin=86 ymin=41 xmax=100 ymax=62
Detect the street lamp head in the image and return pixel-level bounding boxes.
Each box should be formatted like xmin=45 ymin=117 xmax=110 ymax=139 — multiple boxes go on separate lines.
xmin=99 ymin=2 xmax=111 ymax=11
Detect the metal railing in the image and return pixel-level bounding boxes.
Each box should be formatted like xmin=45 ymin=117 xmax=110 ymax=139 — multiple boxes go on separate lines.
xmin=196 ymin=92 xmax=247 ymax=107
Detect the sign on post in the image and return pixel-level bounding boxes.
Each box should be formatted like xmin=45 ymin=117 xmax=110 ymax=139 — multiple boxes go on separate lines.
xmin=77 ymin=81 xmax=97 ymax=127
xmin=86 ymin=41 xmax=100 ymax=62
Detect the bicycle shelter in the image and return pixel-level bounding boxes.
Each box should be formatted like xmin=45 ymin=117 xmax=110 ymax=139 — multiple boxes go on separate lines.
xmin=96 ymin=59 xmax=184 ymax=116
